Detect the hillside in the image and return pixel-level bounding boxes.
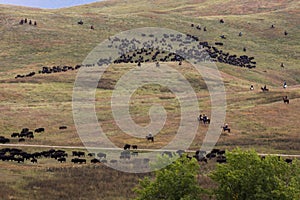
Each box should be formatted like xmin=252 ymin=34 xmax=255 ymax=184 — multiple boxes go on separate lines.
xmin=0 ymin=0 xmax=299 ymax=147
xmin=0 ymin=0 xmax=299 ymax=199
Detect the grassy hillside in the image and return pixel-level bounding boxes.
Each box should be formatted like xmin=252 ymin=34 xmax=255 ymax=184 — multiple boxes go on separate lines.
xmin=0 ymin=0 xmax=299 ymax=199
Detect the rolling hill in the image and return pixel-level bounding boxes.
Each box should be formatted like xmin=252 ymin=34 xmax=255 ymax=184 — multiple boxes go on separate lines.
xmin=0 ymin=0 xmax=299 ymax=199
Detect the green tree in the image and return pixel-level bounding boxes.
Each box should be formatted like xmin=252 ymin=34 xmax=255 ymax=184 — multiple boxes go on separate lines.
xmin=210 ymin=148 xmax=300 ymax=200
xmin=134 ymin=155 xmax=204 ymax=200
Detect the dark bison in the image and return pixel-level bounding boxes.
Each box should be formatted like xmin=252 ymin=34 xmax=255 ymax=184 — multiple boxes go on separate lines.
xmin=124 ymin=144 xmax=131 ymax=150
xmin=91 ymin=158 xmax=101 ymax=164
xmin=216 ymin=156 xmax=227 ymax=163
xmin=97 ymin=152 xmax=106 ymax=159
xmin=87 ymin=153 xmax=95 ymax=157
xmin=58 ymin=157 xmax=66 ymax=163
xmin=11 ymin=133 xmax=19 ymax=138
xmin=34 ymin=128 xmax=45 ymax=133
xmin=59 ymin=126 xmax=67 ymax=130
xmin=72 ymin=151 xmax=85 ymax=157
xmin=71 ymin=158 xmax=86 ymax=164
xmin=0 ymin=137 xmax=10 ymax=144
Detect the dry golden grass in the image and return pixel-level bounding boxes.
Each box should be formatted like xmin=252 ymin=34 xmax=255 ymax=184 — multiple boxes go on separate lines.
xmin=0 ymin=0 xmax=299 ymax=199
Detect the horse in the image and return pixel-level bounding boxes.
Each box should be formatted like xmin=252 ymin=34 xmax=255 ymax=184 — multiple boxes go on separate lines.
xmin=197 ymin=114 xmax=203 ymax=122
xmin=283 ymin=96 xmax=289 ymax=104
xmin=222 ymin=126 xmax=230 ymax=133
xmin=203 ymin=118 xmax=211 ymax=124
xmin=198 ymin=114 xmax=210 ymax=124
xmin=261 ymin=87 xmax=269 ymax=92
xmin=146 ymin=135 xmax=154 ymax=142
xmin=202 ymin=115 xmax=210 ymax=124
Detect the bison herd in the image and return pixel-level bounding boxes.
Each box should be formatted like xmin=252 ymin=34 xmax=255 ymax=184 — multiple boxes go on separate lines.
xmin=0 ymin=126 xmax=68 ymax=145
xmin=0 ymin=145 xmax=295 ymax=166
xmin=9 ymin=128 xmax=39 ymax=142
xmin=97 ymin=30 xmax=257 ymax=70
xmin=0 ymin=147 xmax=106 ymax=165
xmin=19 ymin=18 xmax=37 ymax=26
xmin=15 ymin=65 xmax=82 ymax=79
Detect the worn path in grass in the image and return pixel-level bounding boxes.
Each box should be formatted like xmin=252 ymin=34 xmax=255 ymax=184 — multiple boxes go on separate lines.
xmin=1 ymin=143 xmax=299 ymax=158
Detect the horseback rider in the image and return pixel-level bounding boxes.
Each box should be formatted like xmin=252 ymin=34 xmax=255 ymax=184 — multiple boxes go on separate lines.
xmin=263 ymin=85 xmax=267 ymax=90
xmin=203 ymin=114 xmax=208 ymax=123
xmin=283 ymin=81 xmax=287 ymax=89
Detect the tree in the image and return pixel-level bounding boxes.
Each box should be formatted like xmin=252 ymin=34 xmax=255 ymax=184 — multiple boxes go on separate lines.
xmin=134 ymin=155 xmax=204 ymax=200
xmin=209 ymin=148 xmax=300 ymax=200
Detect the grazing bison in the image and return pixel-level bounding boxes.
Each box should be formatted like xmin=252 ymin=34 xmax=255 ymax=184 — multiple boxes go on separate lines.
xmin=132 ymin=145 xmax=138 ymax=149
xmin=110 ymin=160 xmax=117 ymax=164
xmin=131 ymin=151 xmax=138 ymax=156
xmin=77 ymin=151 xmax=85 ymax=157
xmin=285 ymin=158 xmax=292 ymax=164
xmin=206 ymin=152 xmax=216 ymax=159
xmin=211 ymin=149 xmax=220 ymax=154
xmin=18 ymin=138 xmax=25 ymax=142
xmin=91 ymin=158 xmax=101 ymax=164
xmin=14 ymin=157 xmax=24 ymax=163
xmin=21 ymin=128 xmax=29 ymax=134
xmin=72 ymin=151 xmax=85 ymax=157
xmin=215 ymin=42 xmax=223 ymax=46
xmin=11 ymin=133 xmax=19 ymax=138
xmin=87 ymin=153 xmax=95 ymax=157
xmin=59 ymin=126 xmax=67 ymax=130
xmin=0 ymin=137 xmax=10 ymax=144
xmin=97 ymin=152 xmax=106 ymax=159
xmin=120 ymin=150 xmax=131 ymax=160
xmin=58 ymin=157 xmax=66 ymax=163
xmin=216 ymin=156 xmax=227 ymax=163
xmin=34 ymin=128 xmax=45 ymax=133
xmin=123 ymin=144 xmax=131 ymax=150
xmin=31 ymin=158 xmax=38 ymax=163
xmin=71 ymin=158 xmax=86 ymax=164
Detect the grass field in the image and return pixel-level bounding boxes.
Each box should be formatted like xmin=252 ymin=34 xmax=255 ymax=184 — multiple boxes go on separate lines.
xmin=0 ymin=0 xmax=299 ymax=199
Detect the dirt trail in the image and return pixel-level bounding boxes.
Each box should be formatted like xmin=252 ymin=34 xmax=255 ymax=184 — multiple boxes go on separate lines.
xmin=0 ymin=143 xmax=299 ymax=158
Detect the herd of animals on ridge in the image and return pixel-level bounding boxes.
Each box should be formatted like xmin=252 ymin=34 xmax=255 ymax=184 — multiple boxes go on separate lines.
xmin=2 ymin=17 xmax=295 ymax=166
